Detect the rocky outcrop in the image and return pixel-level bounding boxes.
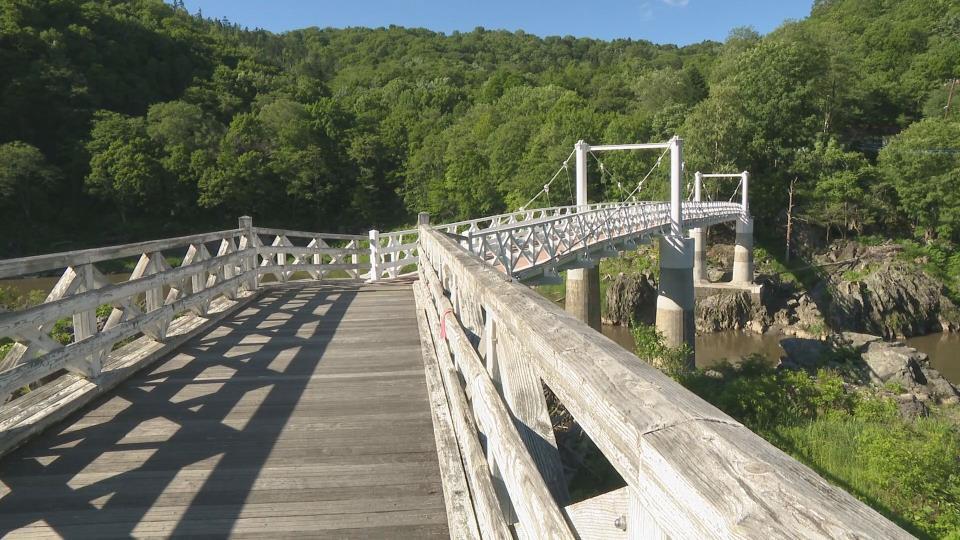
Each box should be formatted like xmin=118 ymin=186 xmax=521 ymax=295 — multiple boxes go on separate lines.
xmin=603 ymin=273 xmax=656 ymax=326
xmin=832 ymin=332 xmax=960 ymax=405
xmin=777 ymin=331 xmax=960 ymax=406
xmin=778 ymin=337 xmax=831 ymax=370
xmin=819 ymin=242 xmax=959 ymax=338
xmin=695 ymin=291 xmax=752 ymax=333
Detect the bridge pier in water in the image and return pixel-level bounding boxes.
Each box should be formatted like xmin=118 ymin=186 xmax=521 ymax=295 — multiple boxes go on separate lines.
xmin=733 ymin=215 xmax=755 ymax=284
xmin=656 ymin=235 xmax=696 ymax=369
xmin=565 ymin=267 xmax=601 ymax=330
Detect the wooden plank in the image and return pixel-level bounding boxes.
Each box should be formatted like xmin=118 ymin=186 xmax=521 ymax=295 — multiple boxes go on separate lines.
xmin=0 ymin=282 xmax=448 ymax=539
xmin=628 ymin=488 xmax=666 ymax=540
xmin=516 ymin=487 xmax=629 ymax=540
xmin=418 ymin=225 xmax=911 ymax=539
xmin=414 ymin=282 xmax=513 ymax=540
xmin=252 ymin=226 xmax=366 ymax=241
xmin=413 ymin=282 xmax=481 ymax=539
xmin=419 ymin=264 xmax=575 ymax=538
xmin=493 ymin=320 xmax=568 ymax=505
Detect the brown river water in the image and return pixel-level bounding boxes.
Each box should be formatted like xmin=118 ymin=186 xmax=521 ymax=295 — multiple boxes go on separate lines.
xmin=602 ymin=324 xmax=960 ymax=385
xmin=3 ymin=276 xmax=958 ymax=384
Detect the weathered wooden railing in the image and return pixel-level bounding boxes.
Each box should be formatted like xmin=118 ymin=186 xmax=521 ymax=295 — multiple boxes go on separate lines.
xmin=252 ymin=226 xmax=366 ymax=282
xmin=414 ymin=214 xmax=909 ymax=539
xmin=0 ymin=217 xmax=263 ymax=454
xmin=0 ymin=216 xmax=427 ymax=455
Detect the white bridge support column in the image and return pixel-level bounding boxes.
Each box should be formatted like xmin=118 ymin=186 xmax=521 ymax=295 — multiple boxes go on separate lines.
xmin=566 ymin=140 xmax=602 ymax=331
xmin=732 ymin=171 xmax=754 ymax=284
xmin=690 ymin=171 xmax=707 ymax=283
xmin=656 ymin=137 xmax=695 ymax=368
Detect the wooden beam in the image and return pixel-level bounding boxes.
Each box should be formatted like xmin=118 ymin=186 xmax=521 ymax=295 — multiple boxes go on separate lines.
xmin=419 ymin=262 xmax=575 ymax=538
xmin=414 ymin=282 xmax=513 ymax=539
xmin=418 ymin=225 xmax=910 ymax=539
xmin=0 ymin=229 xmax=243 ymax=279
xmin=413 ymin=284 xmax=482 ymax=540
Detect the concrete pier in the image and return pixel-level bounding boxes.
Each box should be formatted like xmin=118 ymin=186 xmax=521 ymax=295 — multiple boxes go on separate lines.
xmin=566 ymin=267 xmax=601 ymax=330
xmin=655 ymin=235 xmax=695 ymax=369
xmin=691 ymin=226 xmax=707 ymax=283
xmin=732 ymin=216 xmax=754 ymax=284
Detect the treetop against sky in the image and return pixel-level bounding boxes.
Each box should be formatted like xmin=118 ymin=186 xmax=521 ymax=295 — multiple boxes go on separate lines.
xmin=177 ymin=0 xmax=813 ymax=45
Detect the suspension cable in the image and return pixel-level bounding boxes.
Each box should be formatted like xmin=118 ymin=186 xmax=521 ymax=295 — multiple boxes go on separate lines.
xmin=519 ymin=149 xmax=576 ymax=211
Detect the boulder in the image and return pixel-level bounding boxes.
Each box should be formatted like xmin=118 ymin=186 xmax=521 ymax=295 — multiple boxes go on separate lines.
xmin=920 ymin=367 xmax=960 ymax=403
xmin=603 ymin=273 xmax=656 ymax=326
xmin=860 ymin=341 xmax=927 ymax=386
xmin=895 ymin=393 xmax=929 ymax=421
xmin=831 ymin=332 xmax=883 ymax=352
xmin=778 ymin=338 xmax=830 ymax=370
xmin=695 ymin=291 xmax=752 ymax=333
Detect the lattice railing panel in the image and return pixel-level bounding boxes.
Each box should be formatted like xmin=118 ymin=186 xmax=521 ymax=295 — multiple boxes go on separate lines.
xmin=0 ymin=228 xmax=251 ymax=401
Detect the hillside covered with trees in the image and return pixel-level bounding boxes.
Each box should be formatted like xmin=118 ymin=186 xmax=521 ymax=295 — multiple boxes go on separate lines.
xmin=0 ymin=0 xmax=958 ymax=261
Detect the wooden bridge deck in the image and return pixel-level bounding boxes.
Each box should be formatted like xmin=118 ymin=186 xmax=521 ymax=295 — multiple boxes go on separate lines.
xmin=0 ymin=281 xmax=448 ymax=538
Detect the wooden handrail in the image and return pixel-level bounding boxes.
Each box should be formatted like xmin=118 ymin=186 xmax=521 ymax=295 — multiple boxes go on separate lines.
xmin=0 ymin=229 xmax=244 ymax=279
xmin=416 ymin=222 xmax=910 ymax=538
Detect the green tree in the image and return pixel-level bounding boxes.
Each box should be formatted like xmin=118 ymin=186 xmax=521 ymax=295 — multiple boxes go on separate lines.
xmin=879 ymin=118 xmax=960 ymax=241
xmin=0 ymin=141 xmax=59 ymax=220
xmin=85 ymin=111 xmax=166 ymax=223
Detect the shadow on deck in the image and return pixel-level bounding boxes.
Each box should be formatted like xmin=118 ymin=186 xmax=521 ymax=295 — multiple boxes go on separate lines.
xmin=0 ymin=281 xmax=447 ymax=538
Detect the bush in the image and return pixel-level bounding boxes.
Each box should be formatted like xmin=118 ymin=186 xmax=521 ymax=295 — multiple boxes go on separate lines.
xmin=630 ymin=321 xmax=692 ymax=378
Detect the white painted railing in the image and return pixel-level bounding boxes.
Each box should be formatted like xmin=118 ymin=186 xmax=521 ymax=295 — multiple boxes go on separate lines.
xmin=368 ymin=228 xmax=420 ymax=280
xmin=0 ymin=224 xmax=256 ymax=402
xmin=457 ymin=201 xmax=742 ymax=280
xmin=415 ymin=218 xmax=909 ymax=539
xmin=252 ymin=226 xmax=366 ymax=282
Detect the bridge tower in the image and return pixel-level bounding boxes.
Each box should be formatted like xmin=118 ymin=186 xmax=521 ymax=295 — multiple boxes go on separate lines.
xmin=732 ymin=171 xmax=754 ymax=284
xmin=693 ymin=171 xmax=754 ymax=286
xmin=565 ymin=140 xmax=602 ymax=330
xmin=655 ymin=137 xmax=696 ymax=369
xmin=691 ymin=172 xmax=707 ymax=283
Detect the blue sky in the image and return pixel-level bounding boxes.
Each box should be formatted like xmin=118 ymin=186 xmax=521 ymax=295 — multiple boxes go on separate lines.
xmin=180 ymin=1 xmax=814 ymax=45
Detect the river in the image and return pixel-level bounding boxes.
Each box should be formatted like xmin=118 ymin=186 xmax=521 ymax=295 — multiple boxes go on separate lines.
xmin=602 ymin=325 xmax=960 ymax=385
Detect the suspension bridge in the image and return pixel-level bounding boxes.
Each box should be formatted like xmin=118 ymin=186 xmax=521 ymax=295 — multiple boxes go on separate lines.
xmin=0 ymin=138 xmax=909 ymax=538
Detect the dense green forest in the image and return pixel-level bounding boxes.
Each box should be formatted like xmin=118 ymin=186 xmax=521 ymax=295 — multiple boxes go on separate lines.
xmin=0 ymin=0 xmax=958 ymax=257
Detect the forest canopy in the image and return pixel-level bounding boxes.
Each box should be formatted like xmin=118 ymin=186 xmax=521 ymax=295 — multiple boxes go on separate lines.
xmin=0 ymin=0 xmax=958 ymax=255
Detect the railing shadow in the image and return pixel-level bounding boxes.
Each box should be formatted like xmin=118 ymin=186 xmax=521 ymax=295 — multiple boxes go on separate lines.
xmin=0 ymin=282 xmax=356 ymax=537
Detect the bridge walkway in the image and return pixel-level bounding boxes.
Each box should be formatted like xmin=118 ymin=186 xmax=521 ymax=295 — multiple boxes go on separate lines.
xmin=0 ymin=281 xmax=448 ymax=538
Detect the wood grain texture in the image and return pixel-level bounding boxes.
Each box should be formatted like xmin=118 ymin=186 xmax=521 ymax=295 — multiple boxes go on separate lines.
xmin=413 ymin=283 xmax=482 ymax=539
xmin=516 ymin=487 xmax=629 ymax=540
xmin=418 ymin=225 xmax=910 ymax=539
xmin=414 ymin=282 xmax=513 ymax=540
xmin=0 ymin=282 xmax=448 ymax=539
xmin=419 ymin=262 xmax=575 ymax=539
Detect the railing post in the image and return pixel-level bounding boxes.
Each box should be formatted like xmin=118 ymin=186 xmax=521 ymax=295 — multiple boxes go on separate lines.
xmin=575 ymin=140 xmax=589 ymax=210
xmin=368 ymin=229 xmax=380 ymax=282
xmin=741 ymin=170 xmax=750 ymax=217
xmin=239 ymin=216 xmax=258 ymax=291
